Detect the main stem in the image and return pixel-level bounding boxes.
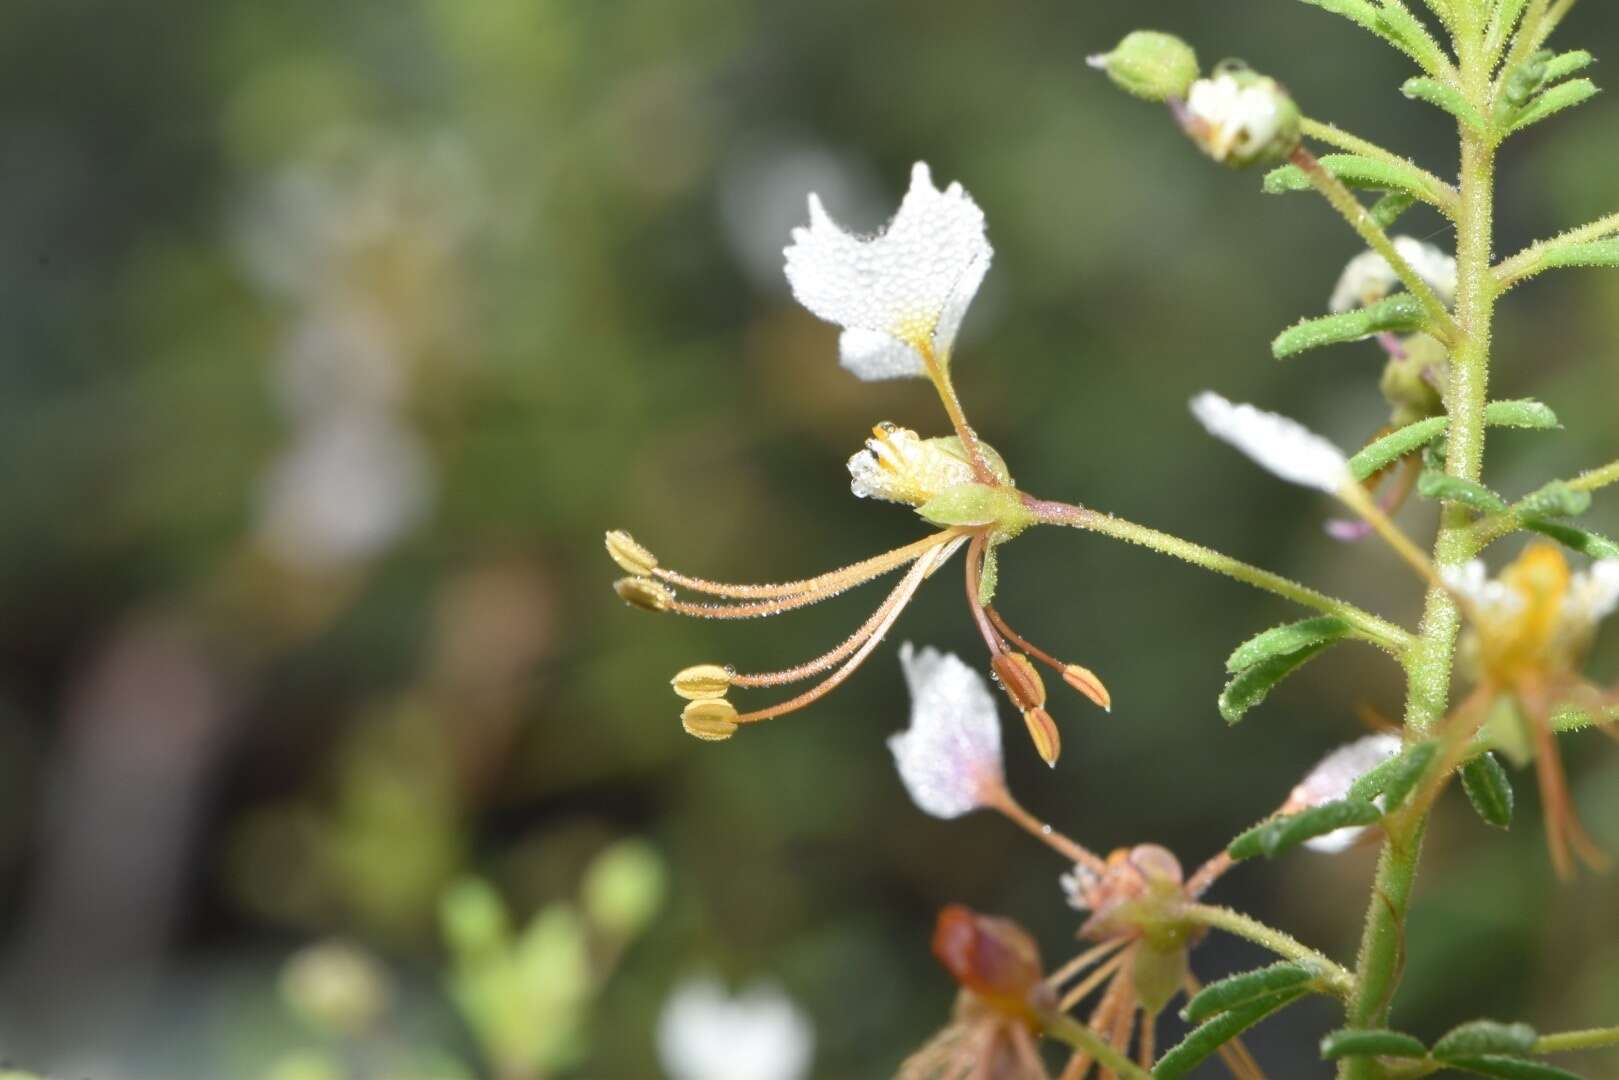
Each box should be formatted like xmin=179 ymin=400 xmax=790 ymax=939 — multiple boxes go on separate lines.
xmin=1340 ymin=27 xmax=1498 ymax=1079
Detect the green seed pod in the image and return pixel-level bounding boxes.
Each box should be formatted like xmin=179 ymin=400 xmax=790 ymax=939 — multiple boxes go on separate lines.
xmin=1088 ymin=30 xmax=1200 ymax=103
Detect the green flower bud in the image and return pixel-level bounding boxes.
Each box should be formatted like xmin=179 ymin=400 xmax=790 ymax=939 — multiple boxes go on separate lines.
xmin=581 ymin=838 xmax=667 ymax=940
xmin=1088 ymin=31 xmax=1200 ymax=102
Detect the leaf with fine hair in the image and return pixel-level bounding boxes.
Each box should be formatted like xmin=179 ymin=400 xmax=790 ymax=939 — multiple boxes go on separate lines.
xmin=1347 ymin=400 xmax=1559 ymax=481
xmin=1262 ymin=153 xmax=1446 ymax=208
xmin=1517 ymin=482 xmax=1592 ymax=519
xmin=1181 ymin=962 xmax=1319 ymax=1023
xmin=1520 ymin=517 xmax=1619 ymax=559
xmin=1218 ymin=641 xmax=1335 ymax=725
xmin=1403 ymin=76 xmax=1487 ymax=132
xmin=1370 ymin=191 xmax=1417 ymax=229
xmin=1320 ymin=1027 xmax=1429 ymax=1061
xmin=1226 ymin=616 xmax=1354 ymax=673
xmin=1228 ymin=799 xmax=1383 ymax=860
xmin=1417 ymin=471 xmax=1509 ymax=514
xmin=1433 ymin=1020 xmax=1539 ymax=1060
xmin=1445 ymin=1056 xmax=1583 ymax=1080
xmin=1509 ymin=79 xmax=1601 ymax=134
xmin=1460 ymin=753 xmax=1514 ymax=829
xmin=1541 ymin=50 xmax=1595 ymax=84
xmin=1536 ymin=238 xmax=1619 ymax=273
xmin=1156 ymin=989 xmax=1306 ymax=1079
xmin=1273 ymin=294 xmax=1428 ymax=360
xmin=1351 ymin=740 xmax=1437 ymax=809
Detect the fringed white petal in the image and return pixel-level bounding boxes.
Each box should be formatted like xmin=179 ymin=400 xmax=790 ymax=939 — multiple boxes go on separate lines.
xmin=1190 ymin=392 xmax=1352 ymax=494
xmin=887 ymin=643 xmax=1005 ymax=819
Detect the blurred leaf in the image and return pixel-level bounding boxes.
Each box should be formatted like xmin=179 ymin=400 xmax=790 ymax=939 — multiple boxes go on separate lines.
xmin=1460 ymin=753 xmax=1515 ymax=829
xmin=1417 ymin=471 xmax=1508 ymax=513
xmin=1446 ymin=1057 xmax=1582 ymax=1079
xmin=1521 ymin=518 xmax=1619 ymax=559
xmin=1273 ymin=295 xmax=1428 ymax=360
xmin=581 ymin=838 xmax=667 ymax=940
xmin=1434 ymin=1020 xmax=1540 ymax=1059
xmin=1517 ymin=482 xmax=1592 ymax=519
xmin=1219 ymin=641 xmax=1334 ymax=724
xmin=1157 ymin=989 xmax=1306 ymax=1079
xmin=1228 ymin=800 xmax=1382 ymax=860
xmin=1509 ymin=79 xmax=1601 ymax=133
xmin=1320 ymin=1028 xmax=1429 ymax=1060
xmin=1180 ymin=961 xmax=1318 ymax=1023
xmin=1226 ymin=616 xmax=1353 ymax=674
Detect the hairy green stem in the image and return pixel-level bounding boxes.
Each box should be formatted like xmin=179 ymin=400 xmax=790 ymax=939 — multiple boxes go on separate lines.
xmin=1038 ymin=1010 xmax=1152 ymax=1078
xmin=1465 ymin=456 xmax=1619 ymax=552
xmin=1178 ymin=903 xmax=1355 ymax=999
xmin=1534 ymin=1025 xmax=1619 ymax=1055
xmin=1493 ymin=209 xmax=1619 ymax=292
xmin=1024 ymin=498 xmax=1413 ymax=655
xmin=1299 ymin=117 xmax=1460 ymax=217
xmin=1341 ymin=22 xmax=1501 ymax=1079
xmin=1290 ymin=146 xmax=1462 ymax=344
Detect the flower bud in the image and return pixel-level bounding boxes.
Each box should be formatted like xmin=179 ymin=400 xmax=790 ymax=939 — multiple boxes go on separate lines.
xmin=605 ymin=529 xmax=658 ymax=576
xmin=681 ymin=698 xmax=739 ymax=741
xmin=931 ymin=904 xmax=1049 ymax=1021
xmin=1182 ymin=65 xmax=1300 ymax=168
xmin=991 ymin=652 xmax=1046 ymax=712
xmin=671 ymin=663 xmax=732 ymax=700
xmin=280 ymin=941 xmax=391 ymax=1035
xmin=615 ymin=576 xmax=673 ymax=613
xmin=1022 ymin=707 xmax=1061 ymax=767
xmin=1062 ymin=663 xmax=1112 ymax=712
xmin=1088 ymin=30 xmax=1200 ymax=103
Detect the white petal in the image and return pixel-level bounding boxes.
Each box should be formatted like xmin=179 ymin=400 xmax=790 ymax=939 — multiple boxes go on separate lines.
xmin=784 ymin=162 xmax=992 ymax=373
xmin=1441 ymin=559 xmax=1525 ymax=621
xmin=657 ymin=977 xmax=814 ymax=1080
xmin=1565 ymin=558 xmax=1619 ymax=624
xmin=887 ymin=643 xmax=1005 ymax=819
xmin=1185 ymin=73 xmax=1284 ymax=162
xmin=1189 ymin=392 xmax=1352 ymax=494
xmin=1291 ymin=732 xmax=1402 ymax=853
xmin=1328 ymin=237 xmax=1456 ymax=313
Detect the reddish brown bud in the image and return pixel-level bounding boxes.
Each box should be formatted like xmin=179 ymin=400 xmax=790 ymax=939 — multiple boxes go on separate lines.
xmin=931 ymin=905 xmax=1047 ymax=1021
xmin=991 ymin=652 xmax=1046 ymax=711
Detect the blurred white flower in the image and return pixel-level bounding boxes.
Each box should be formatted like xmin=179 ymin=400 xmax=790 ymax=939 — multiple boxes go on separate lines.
xmin=887 ymin=643 xmax=1006 ymax=819
xmin=1328 ymin=236 xmax=1457 ymax=313
xmin=1290 ymin=733 xmax=1403 ymax=853
xmin=657 ymin=977 xmax=814 ymax=1080
xmin=1183 ymin=71 xmax=1290 ymax=164
xmin=1190 ymin=392 xmax=1352 ymax=494
xmin=1443 ymin=547 xmax=1619 ymax=676
xmin=256 ymin=410 xmax=433 ymax=572
xmin=784 ymin=161 xmax=992 ymax=380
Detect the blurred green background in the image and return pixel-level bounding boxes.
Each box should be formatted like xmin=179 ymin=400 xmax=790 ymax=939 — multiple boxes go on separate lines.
xmin=1 ymin=2 xmax=1617 ymax=1077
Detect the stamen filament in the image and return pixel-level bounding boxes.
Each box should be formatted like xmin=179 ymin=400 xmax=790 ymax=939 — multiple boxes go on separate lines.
xmin=653 ymin=529 xmax=964 ymax=600
xmin=1046 ymin=938 xmax=1130 ymax=992
xmin=1184 ymin=851 xmax=1234 ymax=900
xmin=984 ymin=784 xmax=1108 ymax=875
xmin=1058 ymin=950 xmax=1130 ymax=1013
xmin=964 ymin=534 xmax=1008 ymax=656
xmin=728 ymin=545 xmax=943 ymax=724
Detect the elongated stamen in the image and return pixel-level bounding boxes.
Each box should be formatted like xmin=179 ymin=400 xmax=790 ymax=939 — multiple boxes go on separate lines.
xmin=1107 ymin=975 xmax=1137 ymax=1077
xmin=1137 ymin=1006 xmax=1154 ymax=1072
xmin=1057 ymin=949 xmax=1130 ymax=1013
xmin=983 ymin=784 xmax=1108 ymax=875
xmin=1184 ymin=850 xmax=1234 ymax=900
xmin=1046 ymin=938 xmax=1130 ymax=992
xmin=729 ymin=545 xmax=943 ymax=724
xmin=654 ymin=529 xmax=963 ymax=600
xmin=1530 ymin=715 xmax=1609 ymax=878
xmin=731 ymin=539 xmax=967 ymax=688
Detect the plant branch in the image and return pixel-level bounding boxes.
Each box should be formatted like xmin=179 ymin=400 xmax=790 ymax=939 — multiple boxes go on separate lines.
xmin=1178 ymin=903 xmax=1356 ymax=999
xmin=1493 ymin=210 xmax=1619 ymax=293
xmin=1299 ymin=117 xmax=1460 ymax=217
xmin=1023 ymin=497 xmax=1414 ymax=655
xmin=1464 ymin=456 xmax=1619 ymax=553
xmin=1534 ymin=1025 xmax=1619 ymax=1055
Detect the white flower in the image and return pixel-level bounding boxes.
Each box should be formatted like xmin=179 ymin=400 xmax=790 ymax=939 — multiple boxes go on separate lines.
xmin=1184 ymin=72 xmax=1288 ymax=163
xmin=1441 ymin=559 xmax=1526 ymax=621
xmin=1189 ymin=392 xmax=1352 ymax=494
xmin=847 ymin=423 xmax=1010 ymax=506
xmin=1565 ymin=558 xmax=1619 ymax=625
xmin=656 ymin=977 xmax=814 ymax=1080
xmin=887 ymin=643 xmax=1006 ymax=819
xmin=783 ymin=162 xmax=992 ymax=381
xmin=1290 ymin=733 xmax=1403 ymax=853
xmin=1444 ymin=550 xmax=1619 ymax=670
xmin=1328 ymin=237 xmax=1457 ymax=313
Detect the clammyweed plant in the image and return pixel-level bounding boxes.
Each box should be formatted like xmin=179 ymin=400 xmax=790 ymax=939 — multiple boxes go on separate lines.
xmin=609 ymin=3 xmax=1619 ymax=1077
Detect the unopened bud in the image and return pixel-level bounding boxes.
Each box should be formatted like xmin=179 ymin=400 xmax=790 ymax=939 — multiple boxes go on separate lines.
xmin=1088 ymin=30 xmax=1199 ymax=103
xmin=931 ymin=904 xmax=1049 ymax=1020
xmin=672 ymin=663 xmax=732 ymax=700
xmin=605 ymin=530 xmax=658 ymax=576
xmin=1181 ymin=65 xmax=1300 ymax=168
xmin=1022 ymin=707 xmax=1061 ymax=767
xmin=615 ymin=576 xmax=673 ymax=613
xmin=680 ymin=698 xmax=739 ymax=741
xmin=991 ymin=652 xmax=1046 ymax=711
xmin=1063 ymin=663 xmax=1112 ymax=712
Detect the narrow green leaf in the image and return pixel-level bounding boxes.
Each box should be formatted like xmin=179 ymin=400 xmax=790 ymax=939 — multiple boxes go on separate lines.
xmin=1482 ymin=399 xmax=1560 ymax=430
xmin=1417 ymin=471 xmax=1509 ymax=513
xmin=1378 ymin=741 xmax=1438 ymax=809
xmin=1403 ymin=76 xmax=1487 ymax=131
xmin=1370 ymin=191 xmax=1417 ymax=229
xmin=1542 ymin=49 xmax=1595 ymax=84
xmin=1320 ymin=1028 xmax=1429 ymax=1061
xmin=1521 ymin=518 xmax=1619 ymax=559
xmin=1446 ymin=1056 xmax=1582 ymax=1080
xmin=1460 ymin=753 xmax=1514 ymax=829
xmin=1373 ymin=8 xmax=1452 ymax=77
xmin=1225 ymin=616 xmax=1353 ymax=673
xmin=1273 ymin=294 xmax=1427 ymax=360
xmin=1434 ymin=1020 xmax=1539 ymax=1059
xmin=1181 ymin=962 xmax=1317 ymax=1023
xmin=1218 ymin=642 xmax=1331 ymax=724
xmin=1262 ymin=153 xmax=1440 ymax=205
xmin=1517 ymin=482 xmax=1592 ymax=519
xmin=1536 ymin=238 xmax=1619 ymax=272
xmin=1509 ymin=79 xmax=1601 ymax=133
xmin=1228 ymin=800 xmax=1383 ymax=860
xmin=1156 ymin=990 xmax=1306 ymax=1079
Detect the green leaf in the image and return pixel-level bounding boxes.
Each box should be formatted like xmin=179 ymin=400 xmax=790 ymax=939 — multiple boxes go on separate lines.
xmin=1542 ymin=49 xmax=1595 ymax=84
xmin=1375 ymin=741 xmax=1438 ymax=809
xmin=1156 ymin=989 xmax=1306 ymax=1079
xmin=1370 ymin=191 xmax=1417 ymax=229
xmin=1181 ymin=962 xmax=1317 ymax=1022
xmin=1262 ymin=153 xmax=1443 ymax=207
xmin=1517 ymin=482 xmax=1592 ymax=519
xmin=1417 ymin=471 xmax=1509 ymax=513
xmin=1482 ymin=399 xmax=1561 ymax=430
xmin=1219 ymin=642 xmax=1332 ymax=724
xmin=1403 ymin=76 xmax=1487 ymax=131
xmin=1434 ymin=1020 xmax=1539 ymax=1059
xmin=1228 ymin=800 xmax=1383 ymax=860
xmin=977 ymin=545 xmax=999 ymax=606
xmin=1536 ymin=238 xmax=1619 ymax=272
xmin=1520 ymin=517 xmax=1619 ymax=559
xmin=1460 ymin=753 xmax=1515 ymax=829
xmin=1372 ymin=6 xmax=1453 ymax=77
xmin=1320 ymin=1028 xmax=1429 ymax=1061
xmin=1509 ymin=78 xmax=1601 ymax=133
xmin=1226 ymin=616 xmax=1354 ymax=673
xmin=1273 ymin=294 xmax=1428 ymax=359
xmin=1446 ymin=1056 xmax=1583 ymax=1080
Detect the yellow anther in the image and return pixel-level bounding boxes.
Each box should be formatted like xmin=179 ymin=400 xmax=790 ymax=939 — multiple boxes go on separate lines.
xmin=672 ymin=664 xmax=732 ymax=700
xmin=1063 ymin=663 xmax=1113 ymax=712
xmin=605 ymin=530 xmax=659 ymax=576
xmin=680 ymin=698 xmax=739 ymax=741
xmin=1022 ymin=707 xmax=1061 ymax=768
xmin=992 ymin=652 xmax=1046 ymax=712
xmin=614 ymin=576 xmax=673 ymax=613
